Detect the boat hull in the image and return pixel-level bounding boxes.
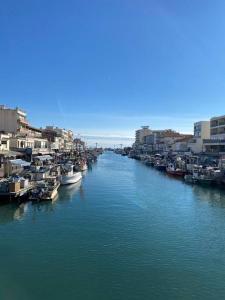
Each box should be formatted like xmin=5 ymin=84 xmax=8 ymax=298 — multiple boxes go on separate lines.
xmin=155 ymin=165 xmax=166 ymax=171
xmin=60 ymin=172 xmax=82 ymax=185
xmin=166 ymin=170 xmax=186 ymax=177
xmin=196 ymin=179 xmax=213 ymax=186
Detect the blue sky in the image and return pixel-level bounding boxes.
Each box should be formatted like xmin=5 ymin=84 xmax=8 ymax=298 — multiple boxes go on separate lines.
xmin=1 ymin=0 xmax=225 ymax=138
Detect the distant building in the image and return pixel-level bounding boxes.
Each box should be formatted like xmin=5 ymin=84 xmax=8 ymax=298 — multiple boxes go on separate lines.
xmin=135 ymin=126 xmax=152 ymax=144
xmin=144 ymin=129 xmax=191 ymax=152
xmin=172 ymin=136 xmax=193 ymax=152
xmin=42 ymin=126 xmax=74 ymax=150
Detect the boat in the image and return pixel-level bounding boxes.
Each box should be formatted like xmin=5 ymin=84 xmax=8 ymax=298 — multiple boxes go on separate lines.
xmin=30 ymin=177 xmax=60 ymax=201
xmin=60 ymin=163 xmax=82 ymax=185
xmin=195 ymin=175 xmax=214 ymax=186
xmin=192 ymin=167 xmax=220 ymax=186
xmin=166 ymin=163 xmax=186 ymax=177
xmin=154 ymin=160 xmax=166 ymax=171
xmin=184 ymin=174 xmax=197 ymax=184
xmin=0 ymin=176 xmax=32 ymax=202
xmin=146 ymin=160 xmax=154 ymax=167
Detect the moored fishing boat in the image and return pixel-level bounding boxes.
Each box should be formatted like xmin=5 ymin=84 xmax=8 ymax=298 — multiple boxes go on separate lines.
xmin=60 ymin=163 xmax=82 ymax=185
xmin=0 ymin=176 xmax=32 ymax=203
xmin=30 ymin=177 xmax=60 ymax=202
xmin=145 ymin=157 xmax=154 ymax=166
xmin=166 ymin=163 xmax=186 ymax=177
xmin=184 ymin=174 xmax=197 ymax=184
xmin=154 ymin=159 xmax=167 ymax=171
xmin=154 ymin=163 xmax=166 ymax=171
xmin=29 ymin=176 xmax=60 ymax=202
xmin=195 ymin=175 xmax=214 ymax=186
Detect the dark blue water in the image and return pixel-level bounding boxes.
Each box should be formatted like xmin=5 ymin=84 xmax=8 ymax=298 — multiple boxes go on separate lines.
xmin=1 ymin=151 xmax=225 ymax=299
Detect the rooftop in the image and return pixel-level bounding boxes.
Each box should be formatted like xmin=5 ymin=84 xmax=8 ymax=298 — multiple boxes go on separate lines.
xmin=211 ymin=115 xmax=225 ymax=121
xmin=0 ymin=105 xmax=26 ymax=116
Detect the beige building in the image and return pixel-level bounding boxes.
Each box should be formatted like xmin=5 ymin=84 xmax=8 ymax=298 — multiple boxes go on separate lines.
xmin=0 ymin=105 xmax=42 ymax=137
xmin=10 ymin=136 xmax=49 ymax=155
xmin=194 ymin=121 xmax=210 ymax=139
xmin=135 ymin=126 xmax=152 ymax=144
xmin=42 ymin=126 xmax=74 ymax=150
xmin=188 ymin=121 xmax=210 ymax=153
xmin=0 ymin=105 xmax=28 ymax=134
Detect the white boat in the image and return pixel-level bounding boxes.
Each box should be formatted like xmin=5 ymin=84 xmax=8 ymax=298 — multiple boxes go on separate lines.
xmin=60 ymin=164 xmax=82 ymax=185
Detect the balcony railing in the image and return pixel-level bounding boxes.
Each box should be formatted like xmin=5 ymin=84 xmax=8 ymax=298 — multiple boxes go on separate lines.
xmin=203 ymin=139 xmax=225 ymax=144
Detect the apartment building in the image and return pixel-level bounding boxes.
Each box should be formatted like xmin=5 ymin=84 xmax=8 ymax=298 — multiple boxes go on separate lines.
xmin=135 ymin=126 xmax=152 ymax=144
xmin=188 ymin=121 xmax=210 ymax=153
xmin=203 ymin=115 xmax=225 ymax=154
xmin=144 ymin=129 xmax=191 ymax=152
xmin=0 ymin=105 xmax=42 ymax=137
xmin=10 ymin=136 xmax=49 ymax=155
xmin=42 ymin=126 xmax=74 ymax=151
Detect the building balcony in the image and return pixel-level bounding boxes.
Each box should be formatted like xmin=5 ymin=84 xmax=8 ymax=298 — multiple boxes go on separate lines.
xmin=210 ymin=123 xmax=225 ymax=129
xmin=17 ymin=117 xmax=29 ymax=126
xmin=203 ymin=139 xmax=225 ymax=145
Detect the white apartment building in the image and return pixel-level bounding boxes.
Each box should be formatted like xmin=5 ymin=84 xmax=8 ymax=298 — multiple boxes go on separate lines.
xmin=203 ymin=115 xmax=225 ymax=154
xmin=210 ymin=115 xmax=225 ymax=139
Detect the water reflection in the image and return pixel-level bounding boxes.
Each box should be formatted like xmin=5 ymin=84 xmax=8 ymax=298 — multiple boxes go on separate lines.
xmin=82 ymin=170 xmax=88 ymax=177
xmin=192 ymin=185 xmax=225 ymax=207
xmin=2 ymin=163 xmax=225 ymax=227
xmin=0 ymin=202 xmax=29 ymax=224
xmin=58 ymin=180 xmax=83 ymax=202
xmin=30 ymin=200 xmax=57 ymax=223
xmin=13 ymin=203 xmax=29 ymax=220
xmin=0 ymin=180 xmax=83 ymax=225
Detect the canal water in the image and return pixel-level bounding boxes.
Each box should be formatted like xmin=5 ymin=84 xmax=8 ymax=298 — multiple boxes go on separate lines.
xmin=1 ymin=152 xmax=225 ymax=299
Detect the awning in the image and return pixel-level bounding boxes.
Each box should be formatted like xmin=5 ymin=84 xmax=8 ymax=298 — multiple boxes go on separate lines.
xmin=0 ymin=150 xmax=24 ymax=157
xmin=9 ymin=159 xmax=31 ymax=167
xmin=34 ymin=155 xmax=53 ymax=161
